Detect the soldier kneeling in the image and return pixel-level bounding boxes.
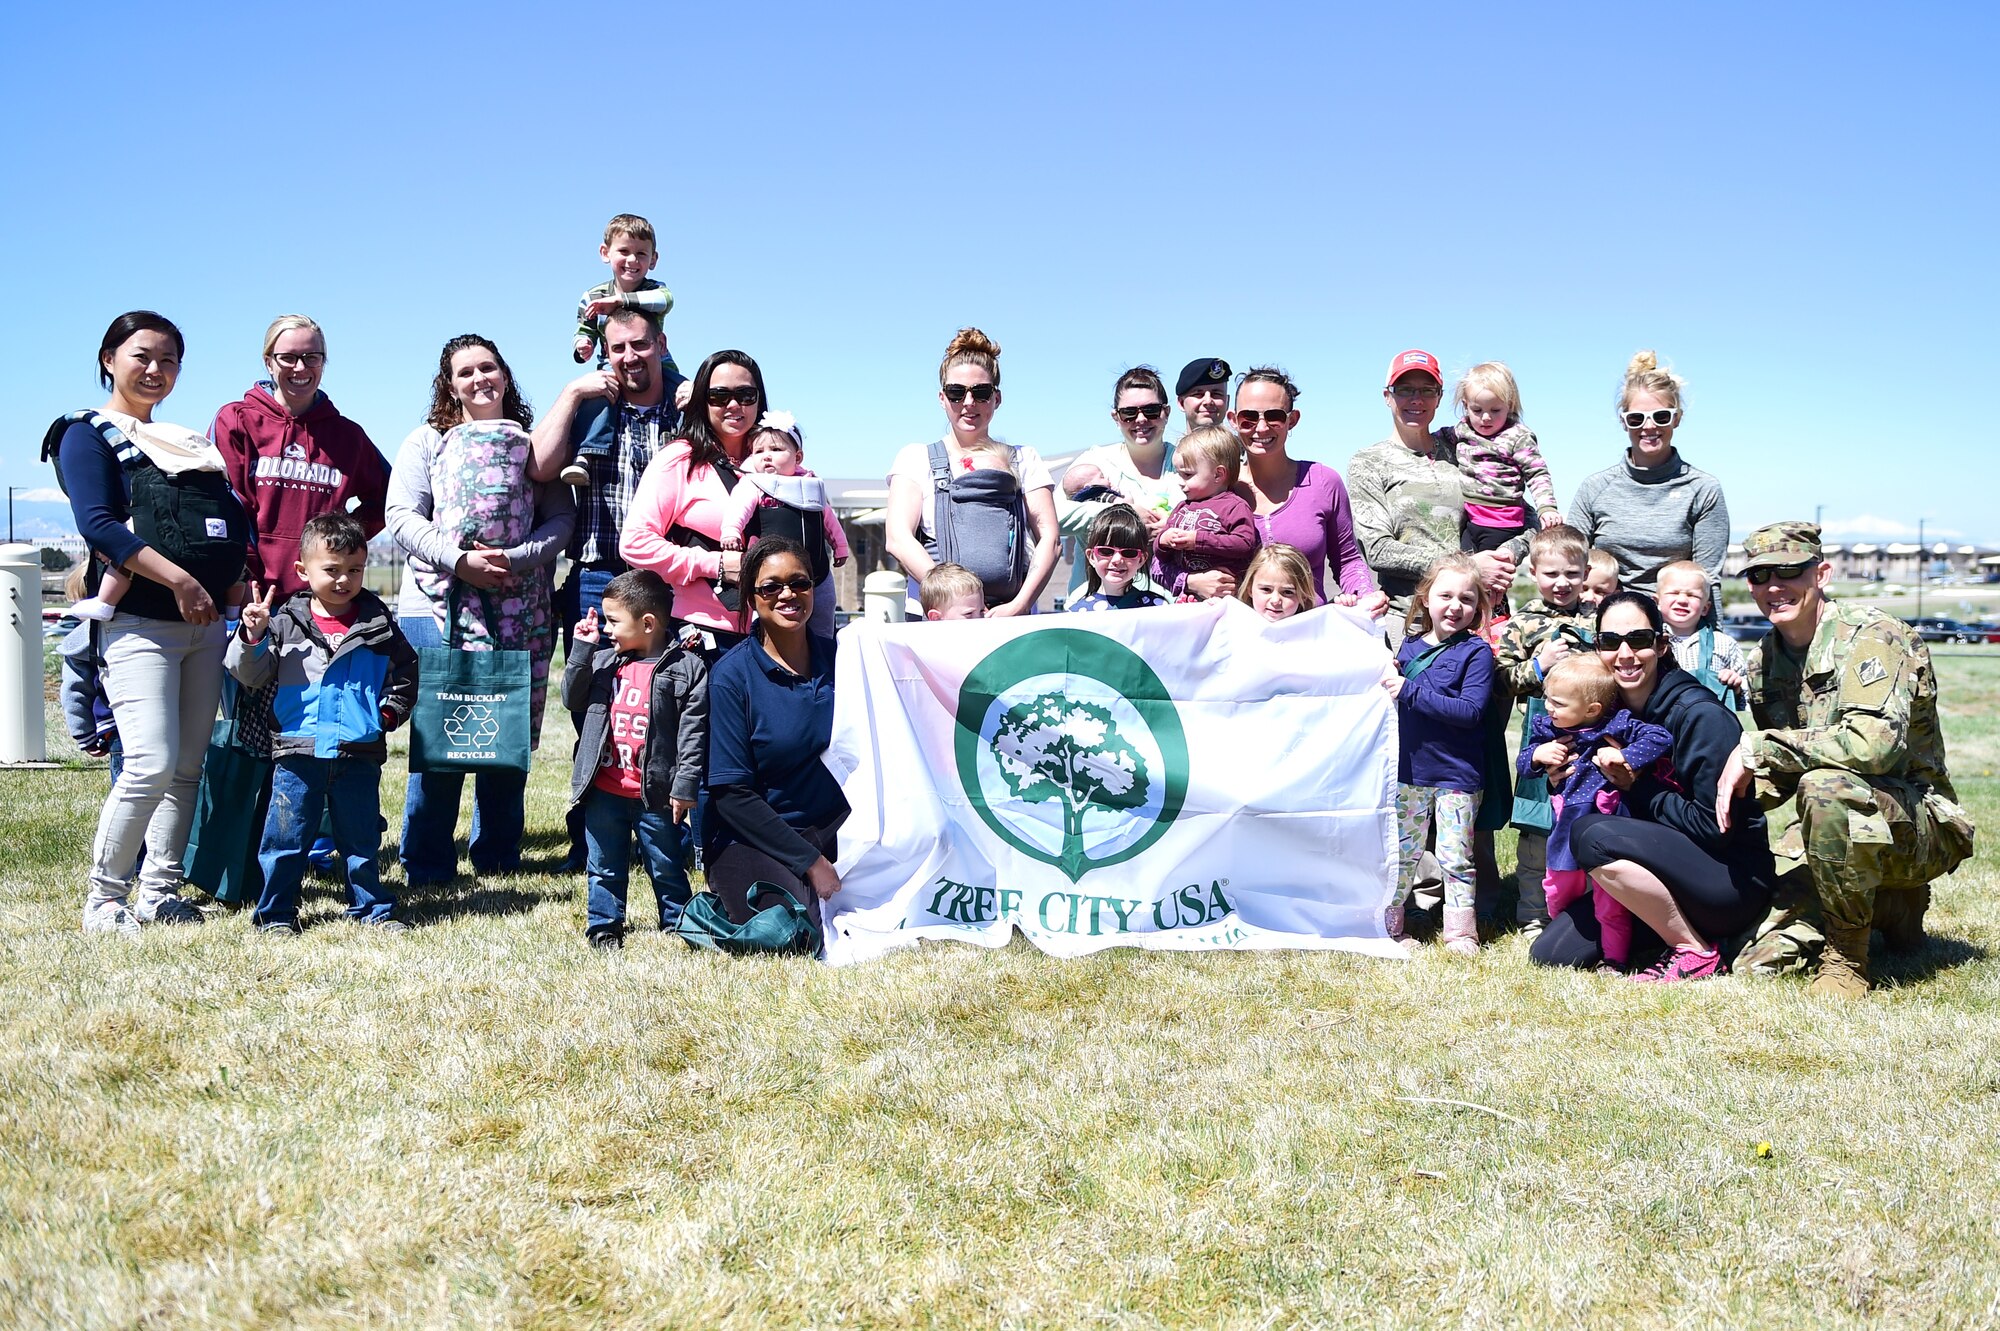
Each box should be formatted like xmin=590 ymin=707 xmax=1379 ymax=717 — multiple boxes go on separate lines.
xmin=1718 ymin=522 xmax=1976 ymax=998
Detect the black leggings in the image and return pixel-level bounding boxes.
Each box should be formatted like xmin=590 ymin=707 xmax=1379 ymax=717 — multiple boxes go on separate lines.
xmin=705 ymin=824 xmax=836 ymax=925
xmin=1530 ymin=814 xmax=1772 ymax=969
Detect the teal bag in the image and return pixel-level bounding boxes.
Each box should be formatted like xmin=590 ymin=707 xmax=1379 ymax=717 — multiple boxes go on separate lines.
xmin=182 ymin=708 xmax=274 ymax=905
xmin=675 ymin=885 xmax=821 ymax=956
xmin=408 ymin=585 xmax=533 ymax=775
xmin=1510 ymin=697 xmax=1554 ymax=833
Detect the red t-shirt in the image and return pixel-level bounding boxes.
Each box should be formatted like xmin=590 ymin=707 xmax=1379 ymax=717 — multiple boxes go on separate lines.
xmin=592 ymin=658 xmax=658 ymax=799
xmin=312 ymin=605 xmax=358 ymax=648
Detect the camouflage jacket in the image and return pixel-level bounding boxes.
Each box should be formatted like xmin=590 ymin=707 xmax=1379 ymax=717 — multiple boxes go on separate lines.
xmin=1493 ymin=598 xmax=1596 ymax=698
xmin=1747 ymin=601 xmax=1956 ymax=804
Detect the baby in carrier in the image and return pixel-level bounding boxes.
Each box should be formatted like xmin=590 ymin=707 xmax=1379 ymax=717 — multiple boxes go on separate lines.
xmin=719 ymin=413 xmax=849 ymax=638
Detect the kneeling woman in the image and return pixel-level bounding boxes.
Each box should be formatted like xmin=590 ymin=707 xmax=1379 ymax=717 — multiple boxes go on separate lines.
xmin=704 ymin=538 xmax=847 ymax=923
xmin=1529 ymin=591 xmax=1774 ymax=980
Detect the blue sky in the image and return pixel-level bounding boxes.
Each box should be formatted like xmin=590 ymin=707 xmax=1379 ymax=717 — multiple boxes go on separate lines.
xmin=4 ymin=2 xmax=1994 ymax=543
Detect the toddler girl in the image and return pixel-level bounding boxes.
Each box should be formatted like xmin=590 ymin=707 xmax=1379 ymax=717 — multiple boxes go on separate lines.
xmin=719 ymin=414 xmax=850 ymax=638
xmin=1067 ymin=506 xmax=1166 ymax=612
xmin=1384 ymin=554 xmax=1495 ymax=954
xmin=1153 ymin=426 xmax=1258 ymax=596
xmin=1237 ymin=544 xmax=1316 ymax=622
xmin=1448 ymin=362 xmax=1561 ymax=554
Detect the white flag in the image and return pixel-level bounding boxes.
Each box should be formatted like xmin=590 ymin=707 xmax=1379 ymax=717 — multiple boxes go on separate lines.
xmin=820 ymin=599 xmax=1406 ymax=965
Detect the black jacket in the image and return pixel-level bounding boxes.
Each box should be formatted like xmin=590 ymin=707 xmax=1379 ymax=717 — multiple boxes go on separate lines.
xmin=562 ymin=641 xmax=709 ymax=813
xmin=1628 ymin=662 xmax=1774 ymax=881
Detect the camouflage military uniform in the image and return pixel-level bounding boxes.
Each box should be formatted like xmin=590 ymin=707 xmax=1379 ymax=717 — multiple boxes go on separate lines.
xmin=1736 ymin=600 xmax=1976 ymax=973
xmin=1493 ymin=598 xmax=1596 ymax=699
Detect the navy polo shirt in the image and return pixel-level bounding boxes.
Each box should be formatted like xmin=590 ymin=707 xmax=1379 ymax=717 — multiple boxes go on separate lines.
xmin=706 ymin=633 xmax=846 ymax=838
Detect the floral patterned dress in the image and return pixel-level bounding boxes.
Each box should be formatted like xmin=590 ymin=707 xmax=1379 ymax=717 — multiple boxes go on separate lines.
xmin=415 ymin=421 xmax=556 ymax=745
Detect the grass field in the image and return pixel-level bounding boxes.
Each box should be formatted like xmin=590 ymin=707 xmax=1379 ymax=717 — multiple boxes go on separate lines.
xmin=2 ymin=655 xmax=1997 ymax=1329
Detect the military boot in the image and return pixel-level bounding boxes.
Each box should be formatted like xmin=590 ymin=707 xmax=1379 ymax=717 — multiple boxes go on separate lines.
xmin=1734 ymin=868 xmax=1823 ymax=977
xmin=1874 ymin=884 xmax=1931 ymax=953
xmin=1812 ymin=924 xmax=1872 ymax=1000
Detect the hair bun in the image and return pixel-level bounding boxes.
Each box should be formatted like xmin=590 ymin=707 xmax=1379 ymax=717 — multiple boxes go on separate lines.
xmin=1626 ymin=349 xmax=1659 ymax=377
xmin=946 ymin=327 xmax=1000 ymax=361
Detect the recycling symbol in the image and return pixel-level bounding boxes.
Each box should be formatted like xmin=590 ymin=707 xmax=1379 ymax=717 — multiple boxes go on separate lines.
xmin=444 ymin=703 xmax=500 ymax=750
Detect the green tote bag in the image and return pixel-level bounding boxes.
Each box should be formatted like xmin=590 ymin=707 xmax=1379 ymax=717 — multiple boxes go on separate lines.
xmin=408 ymin=585 xmax=534 ymax=775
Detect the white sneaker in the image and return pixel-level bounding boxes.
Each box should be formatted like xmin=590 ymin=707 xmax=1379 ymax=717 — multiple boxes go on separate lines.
xmin=558 ymin=462 xmax=592 ymax=487
xmin=83 ymin=901 xmax=141 ymax=937
xmin=70 ymin=597 xmax=117 ymax=622
xmin=133 ymin=894 xmax=205 ymax=925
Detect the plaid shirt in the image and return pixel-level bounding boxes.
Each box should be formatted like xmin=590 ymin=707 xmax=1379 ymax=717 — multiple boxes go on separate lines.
xmin=572 ymin=400 xmax=673 ymax=566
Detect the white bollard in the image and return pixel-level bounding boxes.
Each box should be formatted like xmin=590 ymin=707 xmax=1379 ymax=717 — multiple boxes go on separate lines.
xmin=862 ymin=569 xmax=906 ymax=624
xmin=0 ymin=545 xmax=47 ymax=763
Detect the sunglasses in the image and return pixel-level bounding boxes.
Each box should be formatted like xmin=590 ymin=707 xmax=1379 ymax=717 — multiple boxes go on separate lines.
xmin=1235 ymin=408 xmax=1289 ymax=425
xmin=1621 ymin=407 xmax=1680 ymax=429
xmin=1390 ymin=384 xmax=1442 ymax=401
xmin=1088 ymin=545 xmax=1145 ymax=561
xmin=1745 ymin=561 xmax=1814 ymax=586
xmin=752 ymin=575 xmax=815 ymax=600
xmin=707 ymin=385 xmax=762 ymax=407
xmin=942 ymin=383 xmax=997 ymax=404
xmin=1115 ymin=404 xmax=1168 ymax=423
xmin=1596 ymin=629 xmax=1660 ymax=651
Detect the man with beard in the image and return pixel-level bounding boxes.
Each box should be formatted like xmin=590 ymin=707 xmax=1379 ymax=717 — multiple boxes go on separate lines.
xmin=530 ymin=307 xmax=689 ymax=868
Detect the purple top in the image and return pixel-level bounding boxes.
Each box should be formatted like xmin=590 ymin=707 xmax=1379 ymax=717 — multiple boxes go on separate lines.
xmin=1394 ymin=631 xmax=1495 ymax=793
xmin=1250 ymin=460 xmax=1375 ymax=601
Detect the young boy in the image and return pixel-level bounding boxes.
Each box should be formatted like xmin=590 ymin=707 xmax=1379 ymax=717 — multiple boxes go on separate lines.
xmin=1584 ymin=548 xmax=1621 ymax=605
xmin=1656 ymin=558 xmax=1747 ymax=708
xmin=563 ymin=569 xmax=708 ymax=950
xmin=562 ymin=213 xmax=680 ymax=486
xmin=920 ymin=563 xmax=986 ymax=621
xmin=1152 ymin=425 xmax=1258 ymax=595
xmin=1493 ymin=526 xmax=1597 ymax=933
xmin=1519 ymin=655 xmax=1673 ymax=970
xmin=228 ymin=512 xmax=418 ymax=936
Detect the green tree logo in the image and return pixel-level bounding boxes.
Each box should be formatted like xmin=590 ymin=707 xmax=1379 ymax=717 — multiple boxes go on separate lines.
xmin=956 ymin=629 xmax=1187 ymax=881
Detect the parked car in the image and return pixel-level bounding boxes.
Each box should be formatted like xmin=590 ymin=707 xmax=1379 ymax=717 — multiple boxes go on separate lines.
xmin=1903 ymin=617 xmax=1988 ymax=644
xmin=1720 ymin=614 xmax=1767 ymax=643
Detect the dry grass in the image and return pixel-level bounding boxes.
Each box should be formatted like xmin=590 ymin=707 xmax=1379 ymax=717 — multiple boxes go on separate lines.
xmin=2 ymin=662 xmax=1998 ymax=1329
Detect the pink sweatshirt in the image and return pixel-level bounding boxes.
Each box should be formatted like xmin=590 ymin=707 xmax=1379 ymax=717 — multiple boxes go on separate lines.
xmin=720 ymin=468 xmax=851 ymax=562
xmin=619 ymin=440 xmax=741 ymax=632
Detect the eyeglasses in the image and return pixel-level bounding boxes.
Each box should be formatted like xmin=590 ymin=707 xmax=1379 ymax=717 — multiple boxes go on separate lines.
xmin=1596 ymin=629 xmax=1660 ymax=651
xmin=942 ymin=383 xmax=997 ymax=404
xmin=1745 ymin=561 xmax=1814 ymax=586
xmin=270 ymin=352 xmax=326 ymax=369
xmin=1235 ymin=408 xmax=1289 ymax=425
xmin=707 ymin=385 xmax=762 ymax=408
xmin=752 ymin=575 xmax=815 ymax=600
xmin=1620 ymin=407 xmax=1680 ymax=429
xmin=1115 ymin=404 xmax=1167 ymax=423
xmin=1088 ymin=545 xmax=1144 ymax=561
xmin=1390 ymin=384 xmax=1443 ymax=401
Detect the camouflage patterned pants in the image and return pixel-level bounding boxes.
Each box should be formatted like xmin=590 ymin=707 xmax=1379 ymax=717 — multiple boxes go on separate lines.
xmin=1736 ymin=772 xmax=1970 ymax=974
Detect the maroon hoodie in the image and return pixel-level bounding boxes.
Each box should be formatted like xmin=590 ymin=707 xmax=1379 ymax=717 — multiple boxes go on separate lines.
xmin=211 ymin=383 xmax=391 ymax=597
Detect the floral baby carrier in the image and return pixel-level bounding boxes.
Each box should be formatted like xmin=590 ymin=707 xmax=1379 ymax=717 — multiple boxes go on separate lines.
xmin=418 ymin=421 xmax=554 ymax=745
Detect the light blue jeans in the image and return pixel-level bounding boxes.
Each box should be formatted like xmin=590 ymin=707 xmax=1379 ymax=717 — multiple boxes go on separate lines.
xmin=89 ymin=615 xmax=227 ymax=908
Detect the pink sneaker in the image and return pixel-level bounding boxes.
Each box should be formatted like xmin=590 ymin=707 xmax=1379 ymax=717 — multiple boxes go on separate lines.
xmin=1630 ymin=947 xmax=1722 ymax=984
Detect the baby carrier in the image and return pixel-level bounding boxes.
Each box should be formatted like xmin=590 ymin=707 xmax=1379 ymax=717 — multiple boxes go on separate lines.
xmin=40 ymin=411 xmax=248 ymax=620
xmin=739 ymin=473 xmax=834 ymax=585
xmin=922 ymin=441 xmax=1030 ymax=605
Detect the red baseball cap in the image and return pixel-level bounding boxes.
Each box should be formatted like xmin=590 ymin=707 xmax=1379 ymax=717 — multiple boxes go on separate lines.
xmin=1384 ymin=349 xmax=1443 ymax=387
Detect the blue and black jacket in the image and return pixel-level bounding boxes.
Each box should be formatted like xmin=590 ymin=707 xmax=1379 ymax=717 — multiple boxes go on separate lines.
xmin=225 ymin=589 xmax=419 ymax=761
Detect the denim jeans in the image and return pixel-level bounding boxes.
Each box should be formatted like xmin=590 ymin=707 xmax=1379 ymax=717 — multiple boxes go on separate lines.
xmin=257 ymin=755 xmax=396 ymax=926
xmin=397 ymin=613 xmax=528 ymax=881
xmin=89 ymin=614 xmax=227 ymax=909
xmin=581 ymin=788 xmax=690 ymax=934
